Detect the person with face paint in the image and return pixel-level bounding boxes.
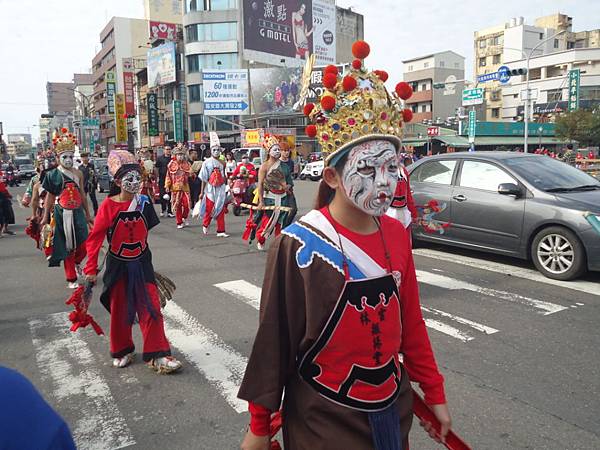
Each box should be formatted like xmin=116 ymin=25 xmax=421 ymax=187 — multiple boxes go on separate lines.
xmin=165 ymin=145 xmax=192 ymax=229
xmin=84 ymin=150 xmax=182 ymax=373
xmin=242 ymin=135 xmax=293 ymax=251
xmin=41 ymin=129 xmax=93 ymax=289
xmin=198 ymin=132 xmax=229 ymax=237
xmin=239 ymin=42 xmax=451 ymax=450
xmin=385 ymin=159 xmax=418 ymax=231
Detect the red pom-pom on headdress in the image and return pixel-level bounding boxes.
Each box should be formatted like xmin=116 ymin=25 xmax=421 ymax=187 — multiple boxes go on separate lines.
xmin=395 ymin=82 xmax=413 ymax=100
xmin=305 ymin=124 xmax=317 ymax=138
xmin=352 ymin=40 xmax=370 ymax=59
xmin=352 ymin=59 xmax=362 ymax=70
xmin=321 ymin=95 xmax=336 ymax=111
xmin=303 ymin=103 xmax=315 ymax=116
xmin=324 ymin=65 xmax=338 ymax=76
xmin=374 ymin=70 xmax=389 ymax=82
xmin=342 ymin=76 xmax=357 ymax=92
xmin=322 ymin=73 xmax=338 ymax=90
xmin=402 ymin=109 xmax=414 ymax=123
xmin=61 ymin=127 xmax=68 ymax=134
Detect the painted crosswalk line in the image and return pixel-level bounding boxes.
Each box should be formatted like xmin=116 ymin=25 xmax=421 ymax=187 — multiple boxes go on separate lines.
xmin=29 ymin=313 xmax=135 ymax=450
xmin=422 ymin=318 xmax=473 ymax=343
xmin=421 ymin=306 xmax=499 ymax=335
xmin=413 ymin=248 xmax=599 ymax=296
xmin=416 ymin=270 xmax=568 ymax=315
xmin=162 ymin=301 xmax=248 ymax=413
xmin=214 ymin=280 xmax=261 ymax=310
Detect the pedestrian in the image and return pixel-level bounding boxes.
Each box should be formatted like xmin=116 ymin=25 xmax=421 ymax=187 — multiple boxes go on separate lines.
xmin=189 ymin=149 xmax=203 ymax=208
xmin=155 ymin=145 xmax=174 ymax=217
xmin=79 ymin=151 xmax=98 ymax=216
xmin=0 ymin=179 xmax=16 ymax=236
xmin=275 ymin=87 xmax=283 ymax=109
xmin=280 ymin=142 xmax=297 ymax=227
xmin=84 ymin=150 xmax=182 ymax=373
xmin=165 ymin=145 xmax=192 ymax=229
xmin=290 ymin=79 xmax=299 ymax=104
xmin=225 ymin=152 xmax=237 ymax=178
xmin=281 ymin=80 xmax=290 ymax=106
xmin=239 ymin=40 xmax=451 ymax=450
xmin=41 ymin=128 xmax=93 ymax=289
xmin=562 ymin=144 xmax=576 ymax=166
xmin=198 ymin=132 xmax=229 ymax=237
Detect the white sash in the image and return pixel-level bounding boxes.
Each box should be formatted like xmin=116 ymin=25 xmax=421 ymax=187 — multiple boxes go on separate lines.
xmin=57 ymin=166 xmax=80 ymax=252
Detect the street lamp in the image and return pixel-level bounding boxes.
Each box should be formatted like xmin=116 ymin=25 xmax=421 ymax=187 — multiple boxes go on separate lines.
xmin=523 ymin=30 xmax=566 ymax=153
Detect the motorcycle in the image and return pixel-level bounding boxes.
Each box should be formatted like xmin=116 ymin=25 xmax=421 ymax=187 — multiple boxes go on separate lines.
xmin=230 ymin=174 xmax=253 ymax=216
xmin=5 ymin=169 xmax=19 ymax=187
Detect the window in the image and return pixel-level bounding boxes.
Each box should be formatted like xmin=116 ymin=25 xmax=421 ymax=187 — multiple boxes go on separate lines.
xmin=187 ymin=55 xmax=200 ymax=73
xmin=424 ymin=62 xmax=429 ymax=69
xmin=539 ymin=33 xmax=544 ymax=40
xmin=490 ymin=90 xmax=501 ymax=101
xmin=459 ymin=161 xmax=514 ymax=191
xmin=567 ymin=41 xmax=575 ymax=49
xmin=186 ymin=22 xmax=237 ymax=42
xmin=408 ymin=65 xmax=413 ymax=72
xmin=412 ymin=160 xmax=457 ymax=185
xmin=479 ymin=57 xmax=486 ymax=67
xmin=190 ymin=114 xmax=204 ymax=132
xmin=547 ymin=89 xmax=563 ymax=102
xmin=575 ymin=39 xmax=585 ymax=48
xmin=554 ymin=39 xmax=560 ymax=49
xmin=411 ymin=105 xmax=417 ymax=113
xmin=420 ymin=104 xmax=427 ymax=113
xmin=493 ymin=54 xmax=501 ymax=64
xmin=491 ymin=108 xmax=500 ymax=118
xmin=454 ymin=62 xmax=459 ymax=68
xmin=479 ymin=39 xmax=486 ymax=48
xmin=186 ymin=0 xmax=208 ymax=12
xmin=187 ymin=53 xmax=237 ymax=72
xmin=491 ymin=36 xmax=501 ymax=46
xmin=188 ymin=84 xmax=203 ymax=102
xmin=211 ymin=0 xmax=237 ymax=10
xmin=420 ymin=83 xmax=427 ymax=91
xmin=439 ymin=61 xmax=445 ymax=68
xmin=580 ymin=87 xmax=600 ymax=101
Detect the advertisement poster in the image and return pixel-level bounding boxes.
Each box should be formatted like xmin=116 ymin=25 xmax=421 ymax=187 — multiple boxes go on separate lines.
xmin=243 ymin=0 xmax=313 ymax=65
xmin=249 ymin=67 xmax=303 ymax=114
xmin=115 ymin=94 xmax=128 ymax=143
xmin=147 ymin=41 xmax=177 ymax=88
xmin=312 ymin=0 xmax=336 ymax=65
xmin=149 ymin=21 xmax=178 ymax=41
xmin=305 ymin=64 xmax=345 ymax=104
xmin=105 ymin=71 xmax=116 ymax=115
xmin=147 ymin=93 xmax=159 ymax=137
xmin=202 ymin=69 xmax=249 ymax=116
xmin=122 ymin=58 xmax=135 ymax=116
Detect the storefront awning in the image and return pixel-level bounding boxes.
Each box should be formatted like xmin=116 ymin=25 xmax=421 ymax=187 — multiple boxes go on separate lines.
xmin=474 ymin=136 xmax=565 ymax=146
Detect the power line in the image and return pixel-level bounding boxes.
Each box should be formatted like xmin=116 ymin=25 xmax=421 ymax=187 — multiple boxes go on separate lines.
xmin=0 ymin=101 xmax=48 ymax=106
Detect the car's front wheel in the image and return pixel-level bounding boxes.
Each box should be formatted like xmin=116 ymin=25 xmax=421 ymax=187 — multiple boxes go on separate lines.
xmin=531 ymin=226 xmax=586 ymax=281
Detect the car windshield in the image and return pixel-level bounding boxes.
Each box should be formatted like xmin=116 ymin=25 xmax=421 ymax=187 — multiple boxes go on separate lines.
xmin=21 ymin=165 xmax=34 ymax=170
xmin=504 ymin=156 xmax=600 ymax=192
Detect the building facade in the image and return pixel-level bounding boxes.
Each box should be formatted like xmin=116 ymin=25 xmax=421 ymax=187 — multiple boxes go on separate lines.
xmin=402 ymin=51 xmax=465 ymax=124
xmin=7 ymin=133 xmax=32 ymax=145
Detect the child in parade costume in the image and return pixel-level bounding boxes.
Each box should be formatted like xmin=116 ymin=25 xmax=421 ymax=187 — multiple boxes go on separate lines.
xmin=165 ymin=144 xmax=192 ymax=229
xmin=41 ymin=128 xmax=93 ymax=289
xmin=198 ymin=132 xmax=229 ymax=237
xmin=84 ymin=150 xmax=182 ymax=373
xmin=243 ymin=135 xmax=293 ymax=251
xmin=239 ymin=41 xmax=452 ymax=450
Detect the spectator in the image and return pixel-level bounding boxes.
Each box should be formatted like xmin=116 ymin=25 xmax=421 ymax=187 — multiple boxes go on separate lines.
xmin=155 ymin=146 xmax=174 ymax=217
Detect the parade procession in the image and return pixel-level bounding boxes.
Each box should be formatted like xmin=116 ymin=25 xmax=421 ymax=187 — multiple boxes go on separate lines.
xmin=1 ymin=1 xmax=600 ymax=450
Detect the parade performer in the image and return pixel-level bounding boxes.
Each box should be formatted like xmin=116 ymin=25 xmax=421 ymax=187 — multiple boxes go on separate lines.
xmin=83 ymin=150 xmax=182 ymax=373
xmin=41 ymin=129 xmax=93 ymax=288
xmin=239 ymin=41 xmax=451 ymax=450
xmin=385 ymin=164 xmax=417 ymax=230
xmin=198 ymin=132 xmax=229 ymax=237
xmin=165 ymin=145 xmax=192 ymax=229
xmin=25 ymin=153 xmax=56 ymax=255
xmin=243 ymin=135 xmax=293 ymax=251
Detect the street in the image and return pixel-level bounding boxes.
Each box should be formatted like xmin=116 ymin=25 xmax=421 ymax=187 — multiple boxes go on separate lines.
xmin=1 ymin=180 xmax=599 ymax=450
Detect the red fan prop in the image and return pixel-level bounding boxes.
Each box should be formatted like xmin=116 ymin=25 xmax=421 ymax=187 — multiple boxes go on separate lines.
xmin=65 ymin=283 xmax=104 ymax=335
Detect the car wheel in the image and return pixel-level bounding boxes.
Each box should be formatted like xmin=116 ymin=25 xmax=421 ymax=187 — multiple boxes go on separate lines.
xmin=299 ymin=174 xmax=306 ymax=180
xmin=531 ymin=226 xmax=586 ymax=281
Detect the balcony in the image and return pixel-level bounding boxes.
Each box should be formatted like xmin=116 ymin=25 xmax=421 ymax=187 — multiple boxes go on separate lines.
xmin=405 ymin=90 xmax=432 ymax=104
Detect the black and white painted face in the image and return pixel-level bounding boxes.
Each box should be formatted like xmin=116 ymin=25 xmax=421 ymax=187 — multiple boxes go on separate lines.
xmin=211 ymin=147 xmax=221 ymax=158
xmin=59 ymin=152 xmax=75 ymax=169
xmin=341 ymin=140 xmax=399 ymax=216
xmin=269 ymin=145 xmax=281 ymax=160
xmin=176 ymin=153 xmax=185 ymax=162
xmin=120 ymin=170 xmax=142 ymax=194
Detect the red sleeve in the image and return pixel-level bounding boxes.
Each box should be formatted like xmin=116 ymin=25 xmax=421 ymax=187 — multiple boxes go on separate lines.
xmin=403 ymin=167 xmax=418 ymax=221
xmin=399 ymin=239 xmax=447 ymax=405
xmin=232 ymin=164 xmax=241 ymax=178
xmin=248 ymin=401 xmax=271 ymax=436
xmin=83 ymin=200 xmax=114 ymax=275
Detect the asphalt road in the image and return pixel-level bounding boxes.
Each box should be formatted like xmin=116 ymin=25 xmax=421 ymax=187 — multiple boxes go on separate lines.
xmin=1 ymin=180 xmax=599 ymax=450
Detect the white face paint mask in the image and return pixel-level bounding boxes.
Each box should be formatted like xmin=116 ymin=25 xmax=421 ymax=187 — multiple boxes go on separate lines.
xmin=340 ymin=140 xmax=399 ymax=216
xmin=269 ymin=145 xmax=281 ymax=160
xmin=176 ymin=154 xmax=185 ymax=162
xmin=59 ymin=152 xmax=74 ymax=169
xmin=211 ymin=147 xmax=221 ymax=158
xmin=120 ymin=170 xmax=142 ymax=194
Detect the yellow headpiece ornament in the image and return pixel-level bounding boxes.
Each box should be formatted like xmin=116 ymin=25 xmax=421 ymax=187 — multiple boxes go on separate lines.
xmin=52 ymin=128 xmax=78 ymax=155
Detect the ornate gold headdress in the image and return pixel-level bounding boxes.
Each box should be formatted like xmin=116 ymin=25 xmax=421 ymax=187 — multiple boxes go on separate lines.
xmin=262 ymin=134 xmax=281 ymax=152
xmin=303 ymin=40 xmax=414 ymax=166
xmin=52 ymin=127 xmax=78 ymax=154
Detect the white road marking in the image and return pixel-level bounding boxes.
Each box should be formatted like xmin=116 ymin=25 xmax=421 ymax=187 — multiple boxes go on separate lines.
xmin=29 ymin=313 xmax=135 ymax=450
xmin=162 ymin=301 xmax=248 ymax=413
xmin=214 ymin=280 xmax=261 ymax=310
xmin=416 ymin=270 xmax=568 ymax=315
xmin=413 ymin=248 xmax=599 ymax=297
xmin=423 ymin=318 xmax=473 ymax=342
xmin=576 ymin=302 xmax=585 ymax=306
xmin=421 ymin=306 xmax=499 ymax=335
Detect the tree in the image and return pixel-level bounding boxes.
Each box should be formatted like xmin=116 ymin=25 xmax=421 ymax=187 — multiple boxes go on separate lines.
xmin=555 ymin=109 xmax=600 ymax=147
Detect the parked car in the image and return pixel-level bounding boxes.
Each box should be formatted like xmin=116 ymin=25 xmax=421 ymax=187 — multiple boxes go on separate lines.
xmin=408 ymin=152 xmax=600 ymax=280
xmin=19 ymin=164 xmax=36 ymax=179
xmin=300 ymin=159 xmax=324 ymax=181
xmin=96 ymin=162 xmax=112 ymax=193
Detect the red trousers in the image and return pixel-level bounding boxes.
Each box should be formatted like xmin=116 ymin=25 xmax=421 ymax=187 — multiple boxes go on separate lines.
xmin=203 ymin=197 xmax=226 ymax=233
xmin=109 ymin=277 xmax=171 ymax=362
xmin=256 ymin=215 xmax=281 ymax=245
xmin=64 ymin=244 xmax=86 ymax=282
xmin=173 ymin=192 xmax=190 ymax=225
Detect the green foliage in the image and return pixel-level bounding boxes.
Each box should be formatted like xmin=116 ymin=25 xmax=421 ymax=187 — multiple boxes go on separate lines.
xmin=555 ymin=109 xmax=600 ymax=147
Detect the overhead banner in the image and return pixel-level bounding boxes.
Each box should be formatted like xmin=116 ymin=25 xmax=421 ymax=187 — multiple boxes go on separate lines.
xmin=202 ymin=69 xmax=249 ymax=116
xmin=172 ymin=100 xmax=184 ymax=142
xmin=147 ymin=93 xmax=159 ymax=136
xmin=115 ymin=94 xmax=128 ymax=143
xmin=149 ymin=20 xmax=178 ymax=41
xmin=312 ymin=0 xmax=336 ymax=65
xmin=147 ymin=41 xmax=177 ymax=88
xmin=122 ymin=58 xmax=136 ymax=116
xmin=243 ymin=0 xmax=313 ymax=66
xmin=105 ymin=71 xmax=116 ymax=115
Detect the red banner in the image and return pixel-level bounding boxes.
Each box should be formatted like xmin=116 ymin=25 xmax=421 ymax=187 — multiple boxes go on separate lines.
xmin=149 ymin=21 xmax=177 ymax=41
xmin=123 ymin=71 xmax=135 ymax=116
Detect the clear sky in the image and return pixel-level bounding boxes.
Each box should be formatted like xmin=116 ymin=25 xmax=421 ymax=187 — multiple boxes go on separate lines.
xmin=1 ymin=0 xmax=599 ymax=140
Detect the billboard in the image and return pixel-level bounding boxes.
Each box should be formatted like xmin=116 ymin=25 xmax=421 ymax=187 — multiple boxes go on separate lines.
xmin=202 ymin=70 xmax=250 ymax=116
xmin=149 ymin=21 xmax=178 ymax=41
xmin=147 ymin=42 xmax=177 ymax=88
xmin=172 ymin=100 xmax=184 ymax=142
xmin=122 ymin=58 xmax=136 ymax=116
xmin=147 ymin=93 xmax=159 ymax=136
xmin=312 ymin=0 xmax=336 ymax=65
xmin=115 ymin=94 xmax=128 ymax=143
xmin=243 ymin=0 xmax=313 ymax=66
xmin=305 ymin=64 xmax=345 ymax=104
xmin=105 ymin=71 xmax=116 ymax=115
xmin=249 ymin=67 xmax=303 ymax=114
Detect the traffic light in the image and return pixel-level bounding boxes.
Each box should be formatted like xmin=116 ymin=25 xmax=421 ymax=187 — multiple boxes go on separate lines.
xmin=510 ymin=68 xmax=527 ymax=76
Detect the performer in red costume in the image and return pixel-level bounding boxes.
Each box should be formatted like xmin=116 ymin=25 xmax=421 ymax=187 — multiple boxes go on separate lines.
xmin=385 ymin=163 xmax=418 ymax=230
xmin=165 ymin=145 xmax=192 ymax=229
xmin=239 ymin=41 xmax=451 ymax=450
xmin=84 ymin=150 xmax=182 ymax=373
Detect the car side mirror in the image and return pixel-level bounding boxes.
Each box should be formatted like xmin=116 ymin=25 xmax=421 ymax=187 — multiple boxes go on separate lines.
xmin=498 ymin=183 xmax=522 ymax=197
